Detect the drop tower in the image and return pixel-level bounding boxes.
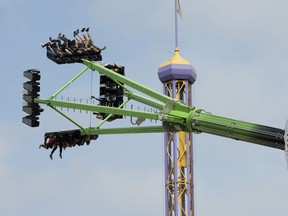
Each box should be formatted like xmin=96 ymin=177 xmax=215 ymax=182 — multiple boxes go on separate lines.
xmin=158 ymin=1 xmax=197 ymax=215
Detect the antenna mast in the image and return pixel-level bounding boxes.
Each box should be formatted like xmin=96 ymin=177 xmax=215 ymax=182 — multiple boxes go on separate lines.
xmin=175 ymin=0 xmax=182 ymax=48
xmin=175 ymin=0 xmax=179 ymax=48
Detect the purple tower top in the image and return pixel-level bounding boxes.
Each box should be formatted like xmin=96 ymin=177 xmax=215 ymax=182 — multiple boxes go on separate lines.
xmin=158 ymin=48 xmax=197 ymax=84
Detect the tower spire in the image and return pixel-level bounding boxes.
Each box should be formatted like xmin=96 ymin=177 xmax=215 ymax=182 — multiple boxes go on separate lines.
xmin=175 ymin=0 xmax=179 ymax=48
xmin=175 ymin=0 xmax=182 ymax=48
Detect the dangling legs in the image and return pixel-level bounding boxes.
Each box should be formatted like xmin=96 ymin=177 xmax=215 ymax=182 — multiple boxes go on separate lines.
xmin=50 ymin=145 xmax=57 ymax=160
xmin=59 ymin=144 xmax=63 ymax=159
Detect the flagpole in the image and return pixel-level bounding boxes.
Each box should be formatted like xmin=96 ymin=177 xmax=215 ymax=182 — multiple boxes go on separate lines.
xmin=175 ymin=0 xmax=179 ymax=48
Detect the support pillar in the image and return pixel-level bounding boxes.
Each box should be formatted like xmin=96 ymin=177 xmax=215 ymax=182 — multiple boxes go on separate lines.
xmin=158 ymin=48 xmax=197 ymax=216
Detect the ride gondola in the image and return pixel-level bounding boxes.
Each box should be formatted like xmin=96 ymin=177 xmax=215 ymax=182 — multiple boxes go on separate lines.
xmin=42 ymin=28 xmax=105 ymax=64
xmin=46 ymin=47 xmax=103 ymax=64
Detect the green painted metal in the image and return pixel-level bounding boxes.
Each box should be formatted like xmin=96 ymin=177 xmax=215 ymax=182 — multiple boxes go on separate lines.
xmin=49 ymin=105 xmax=86 ymax=131
xmin=187 ymin=109 xmax=285 ymax=150
xmin=125 ymin=91 xmax=165 ymax=110
xmin=49 ymin=66 xmax=89 ymax=100
xmin=35 ymin=98 xmax=162 ymax=121
xmin=82 ymin=59 xmax=191 ymax=113
xmin=34 ymin=62 xmax=285 ymax=151
xmin=96 ymin=98 xmax=130 ymax=128
xmin=82 ymin=126 xmax=164 ymax=135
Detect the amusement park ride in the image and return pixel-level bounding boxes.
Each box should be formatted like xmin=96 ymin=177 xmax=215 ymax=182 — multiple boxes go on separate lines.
xmin=22 ymin=1 xmax=287 ymax=216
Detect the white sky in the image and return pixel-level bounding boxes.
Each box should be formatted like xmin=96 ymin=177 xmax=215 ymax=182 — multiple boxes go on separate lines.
xmin=1 ymin=0 xmax=288 ymax=215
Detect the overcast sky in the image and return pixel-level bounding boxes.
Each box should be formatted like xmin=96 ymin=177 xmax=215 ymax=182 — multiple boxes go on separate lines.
xmin=1 ymin=0 xmax=288 ymax=216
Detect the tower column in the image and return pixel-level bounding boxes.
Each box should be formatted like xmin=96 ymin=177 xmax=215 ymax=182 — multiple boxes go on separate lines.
xmin=158 ymin=48 xmax=197 ymax=216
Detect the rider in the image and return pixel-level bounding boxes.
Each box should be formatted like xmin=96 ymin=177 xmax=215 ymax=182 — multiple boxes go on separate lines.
xmin=40 ymin=134 xmax=63 ymax=160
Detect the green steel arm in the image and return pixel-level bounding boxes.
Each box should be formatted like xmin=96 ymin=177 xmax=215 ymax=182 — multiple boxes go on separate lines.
xmin=82 ymin=60 xmax=191 ymax=113
xmin=82 ymin=126 xmax=164 ymax=135
xmin=96 ymin=98 xmax=130 ymax=128
xmin=186 ymin=109 xmax=285 ymax=150
xmin=49 ymin=105 xmax=86 ymax=131
xmin=50 ymin=66 xmax=89 ymax=100
xmin=34 ymin=62 xmax=285 ymax=151
xmin=73 ymin=106 xmax=284 ymax=150
xmin=35 ymin=98 xmax=166 ymax=121
xmin=41 ymin=97 xmax=283 ymax=150
xmin=125 ymin=90 xmax=165 ymax=110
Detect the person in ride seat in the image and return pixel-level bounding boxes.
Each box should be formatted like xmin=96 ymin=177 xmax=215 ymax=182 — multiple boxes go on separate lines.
xmin=49 ymin=36 xmax=62 ymax=46
xmin=41 ymin=42 xmax=57 ymax=57
xmin=74 ymin=28 xmax=105 ymax=55
xmin=62 ymin=41 xmax=74 ymax=56
xmin=82 ymin=28 xmax=106 ymax=54
xmin=58 ymin=33 xmax=71 ymax=43
xmin=39 ymin=134 xmax=63 ymax=160
xmin=74 ymin=29 xmax=86 ymax=47
xmin=58 ymin=33 xmax=78 ymax=55
xmin=51 ymin=42 xmax=65 ymax=58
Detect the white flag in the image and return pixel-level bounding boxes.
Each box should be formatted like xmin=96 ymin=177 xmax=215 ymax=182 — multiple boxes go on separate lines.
xmin=176 ymin=0 xmax=183 ymax=19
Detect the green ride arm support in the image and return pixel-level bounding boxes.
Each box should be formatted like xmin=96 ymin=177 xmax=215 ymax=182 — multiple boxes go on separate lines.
xmin=82 ymin=126 xmax=164 ymax=135
xmin=49 ymin=105 xmax=86 ymax=131
xmin=82 ymin=60 xmax=191 ymax=113
xmin=50 ymin=66 xmax=89 ymax=100
xmin=35 ymin=98 xmax=161 ymax=121
xmin=35 ymin=97 xmax=285 ymax=150
xmin=189 ymin=111 xmax=285 ymax=150
xmin=125 ymin=91 xmax=165 ymax=110
xmin=33 ymin=61 xmax=285 ymax=152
